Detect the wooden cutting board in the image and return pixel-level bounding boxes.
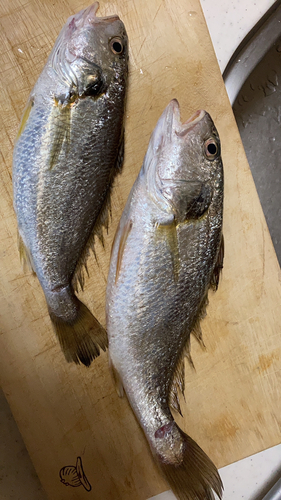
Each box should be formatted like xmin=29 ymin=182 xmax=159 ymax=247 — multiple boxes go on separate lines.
xmin=0 ymin=0 xmax=280 ymax=499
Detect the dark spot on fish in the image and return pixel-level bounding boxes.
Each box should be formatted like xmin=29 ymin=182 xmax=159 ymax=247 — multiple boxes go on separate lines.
xmin=155 ymin=422 xmax=174 ymax=439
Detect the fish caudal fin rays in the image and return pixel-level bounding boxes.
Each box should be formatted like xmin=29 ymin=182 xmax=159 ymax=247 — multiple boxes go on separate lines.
xmin=210 ymin=233 xmax=224 ymax=291
xmin=49 ymin=299 xmax=108 ymax=367
xmin=72 ymin=135 xmax=125 ymax=293
xmin=155 ymin=424 xmax=223 ymax=500
xmin=108 ymin=354 xmax=124 ymax=398
xmin=17 ymin=232 xmax=35 ymax=273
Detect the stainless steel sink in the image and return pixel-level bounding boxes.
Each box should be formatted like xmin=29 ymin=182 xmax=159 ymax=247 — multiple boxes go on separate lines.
xmin=224 ymin=0 xmax=281 ymax=264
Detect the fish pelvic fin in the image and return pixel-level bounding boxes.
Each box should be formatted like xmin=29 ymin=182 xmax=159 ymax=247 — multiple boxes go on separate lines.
xmin=154 ymin=422 xmax=223 ymax=500
xmin=17 ymin=231 xmax=35 ymax=274
xmin=49 ymin=298 xmax=108 ymax=367
xmin=108 ymin=354 xmax=124 ymax=398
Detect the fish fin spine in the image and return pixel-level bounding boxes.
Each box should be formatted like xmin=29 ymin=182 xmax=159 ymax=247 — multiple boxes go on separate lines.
xmin=49 ymin=298 xmax=108 ymax=367
xmin=17 ymin=231 xmax=35 ymax=274
xmin=155 ymin=423 xmax=223 ymax=500
xmin=108 ymin=354 xmax=124 ymax=398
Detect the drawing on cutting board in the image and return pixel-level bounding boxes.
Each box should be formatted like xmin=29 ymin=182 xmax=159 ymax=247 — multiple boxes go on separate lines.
xmin=59 ymin=456 xmax=92 ymax=491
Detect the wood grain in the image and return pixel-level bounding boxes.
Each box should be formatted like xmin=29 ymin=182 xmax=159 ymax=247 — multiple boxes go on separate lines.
xmin=0 ymin=0 xmax=280 ymax=499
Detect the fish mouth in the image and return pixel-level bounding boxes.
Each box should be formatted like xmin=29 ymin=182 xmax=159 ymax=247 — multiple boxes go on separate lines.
xmin=175 ymin=106 xmax=206 ymax=137
xmin=74 ymin=2 xmax=120 ymax=26
xmin=159 ymin=99 xmax=206 ymax=140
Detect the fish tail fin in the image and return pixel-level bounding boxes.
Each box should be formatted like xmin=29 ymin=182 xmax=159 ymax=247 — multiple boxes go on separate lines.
xmin=49 ymin=298 xmax=108 ymax=367
xmin=153 ymin=421 xmax=223 ymax=500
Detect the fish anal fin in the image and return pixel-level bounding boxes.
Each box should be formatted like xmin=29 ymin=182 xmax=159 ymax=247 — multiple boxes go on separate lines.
xmin=17 ymin=231 xmax=35 ymax=274
xmin=109 ymin=354 xmax=124 ymax=398
xmin=210 ymin=233 xmax=224 ymax=291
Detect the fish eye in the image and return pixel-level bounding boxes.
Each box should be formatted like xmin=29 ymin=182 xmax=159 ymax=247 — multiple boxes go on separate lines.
xmin=204 ymin=138 xmax=219 ymax=160
xmin=110 ymin=37 xmax=124 ymax=55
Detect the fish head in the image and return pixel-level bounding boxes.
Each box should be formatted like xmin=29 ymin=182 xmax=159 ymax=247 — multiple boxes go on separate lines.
xmin=51 ymin=3 xmax=128 ymax=98
xmin=143 ymin=99 xmax=223 ymax=222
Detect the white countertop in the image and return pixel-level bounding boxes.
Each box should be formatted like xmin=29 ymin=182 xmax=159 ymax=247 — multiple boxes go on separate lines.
xmin=201 ymin=0 xmax=276 ymax=72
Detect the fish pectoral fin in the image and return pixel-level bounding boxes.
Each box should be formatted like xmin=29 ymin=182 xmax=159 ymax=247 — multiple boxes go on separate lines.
xmin=210 ymin=233 xmax=224 ymax=291
xmin=156 ymin=218 xmax=180 ymax=281
xmin=17 ymin=232 xmax=35 ymax=274
xmin=49 ymin=103 xmax=71 ymax=170
xmin=108 ymin=354 xmax=124 ymax=398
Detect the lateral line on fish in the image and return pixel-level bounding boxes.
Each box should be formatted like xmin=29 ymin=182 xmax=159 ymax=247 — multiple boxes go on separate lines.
xmin=115 ymin=219 xmax=133 ymax=284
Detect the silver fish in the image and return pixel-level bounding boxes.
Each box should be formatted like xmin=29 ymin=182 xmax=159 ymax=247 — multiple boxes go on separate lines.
xmin=13 ymin=2 xmax=128 ymax=367
xmin=106 ymin=100 xmax=224 ymax=500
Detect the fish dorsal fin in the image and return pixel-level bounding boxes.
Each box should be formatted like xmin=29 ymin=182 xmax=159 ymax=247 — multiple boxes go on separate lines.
xmin=210 ymin=233 xmax=224 ymax=291
xmin=169 ymin=293 xmax=209 ymax=415
xmin=17 ymin=231 xmax=35 ymax=274
xmin=72 ymin=133 xmax=124 ymax=293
